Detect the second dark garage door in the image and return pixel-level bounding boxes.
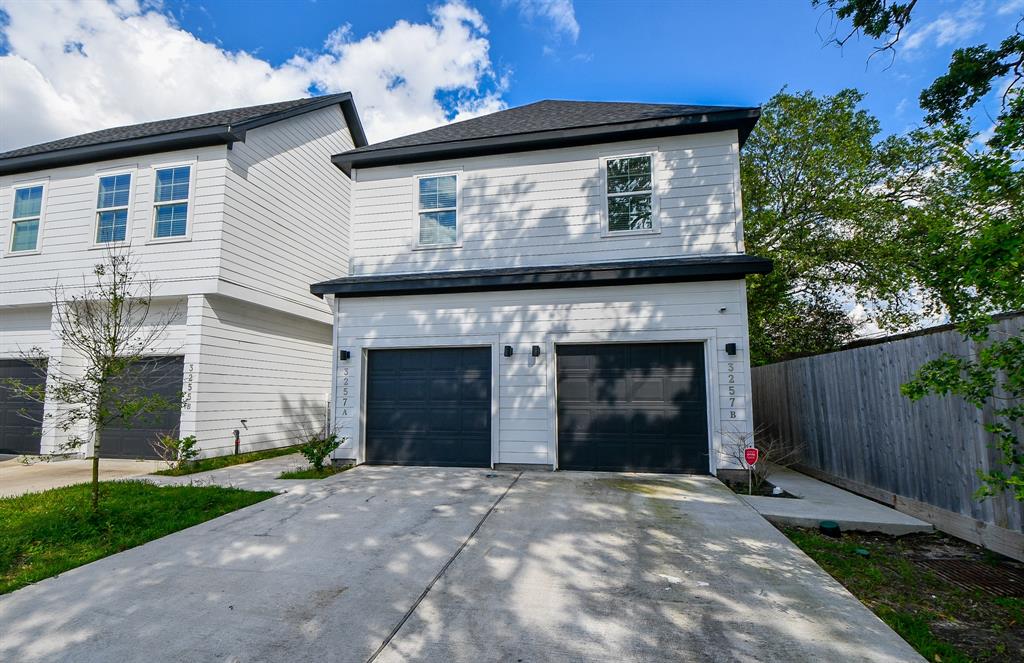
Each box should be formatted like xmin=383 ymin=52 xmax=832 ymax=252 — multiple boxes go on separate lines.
xmin=102 ymin=356 xmax=185 ymax=459
xmin=556 ymin=343 xmax=709 ymax=473
xmin=365 ymin=347 xmax=491 ymax=467
xmin=0 ymin=359 xmax=46 ymax=454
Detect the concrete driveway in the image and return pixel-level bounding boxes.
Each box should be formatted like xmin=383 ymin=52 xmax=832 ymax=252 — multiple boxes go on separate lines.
xmin=0 ymin=456 xmax=164 ymax=497
xmin=0 ymin=466 xmax=922 ymax=662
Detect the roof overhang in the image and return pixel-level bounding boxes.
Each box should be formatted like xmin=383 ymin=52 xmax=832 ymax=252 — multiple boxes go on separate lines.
xmin=311 ymin=255 xmax=773 ymax=299
xmin=332 ymin=108 xmax=760 ymax=176
xmin=0 ymin=93 xmax=367 ymax=177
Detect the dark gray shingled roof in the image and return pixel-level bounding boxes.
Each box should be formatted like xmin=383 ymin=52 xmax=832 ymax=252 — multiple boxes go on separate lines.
xmin=0 ymin=93 xmax=366 ymax=176
xmin=332 ymin=100 xmax=759 ymax=174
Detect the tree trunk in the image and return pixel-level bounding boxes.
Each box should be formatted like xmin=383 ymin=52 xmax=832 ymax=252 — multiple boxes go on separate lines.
xmin=91 ymin=429 xmax=101 ymax=512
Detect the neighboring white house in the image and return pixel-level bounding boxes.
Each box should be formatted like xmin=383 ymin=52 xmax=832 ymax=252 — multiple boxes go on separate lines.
xmin=0 ymin=94 xmax=366 ymax=458
xmin=313 ymin=100 xmax=771 ymax=473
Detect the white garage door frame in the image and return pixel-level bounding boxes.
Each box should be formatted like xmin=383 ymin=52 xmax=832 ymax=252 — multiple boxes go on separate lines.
xmin=349 ymin=334 xmax=501 ymax=467
xmin=544 ymin=328 xmax=720 ymax=473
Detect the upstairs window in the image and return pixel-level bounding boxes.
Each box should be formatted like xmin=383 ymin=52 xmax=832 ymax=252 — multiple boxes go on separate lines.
xmin=95 ymin=173 xmax=131 ymax=243
xmin=153 ymin=165 xmax=191 ymax=238
xmin=605 ymin=155 xmax=655 ymax=233
xmin=416 ymin=174 xmax=458 ymax=246
xmin=10 ymin=184 xmax=44 ymax=253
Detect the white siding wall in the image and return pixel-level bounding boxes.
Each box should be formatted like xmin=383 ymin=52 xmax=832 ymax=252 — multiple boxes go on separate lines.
xmin=0 ymin=146 xmax=228 ymax=307
xmin=222 ymin=105 xmax=354 ymax=320
xmin=0 ymin=305 xmax=51 ymax=357
xmin=188 ymin=294 xmax=332 ymax=457
xmin=349 ymin=131 xmax=743 ymax=276
xmin=331 ymin=281 xmax=753 ymax=471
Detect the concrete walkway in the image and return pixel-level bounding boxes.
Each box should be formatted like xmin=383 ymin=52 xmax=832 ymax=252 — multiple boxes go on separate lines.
xmin=0 ymin=467 xmax=923 ymax=662
xmin=143 ymin=453 xmax=318 ymax=492
xmin=0 ymin=456 xmax=164 ymax=497
xmin=741 ymin=467 xmax=932 ymax=535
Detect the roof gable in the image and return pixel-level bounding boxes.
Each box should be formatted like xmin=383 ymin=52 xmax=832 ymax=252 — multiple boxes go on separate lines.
xmin=0 ymin=93 xmax=366 ymax=176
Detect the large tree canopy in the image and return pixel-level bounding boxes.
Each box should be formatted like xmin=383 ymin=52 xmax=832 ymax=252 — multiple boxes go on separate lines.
xmin=741 ymin=89 xmax=917 ymax=365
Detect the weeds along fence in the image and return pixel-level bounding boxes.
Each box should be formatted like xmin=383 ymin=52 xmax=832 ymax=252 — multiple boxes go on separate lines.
xmin=751 ymin=313 xmax=1024 ymax=560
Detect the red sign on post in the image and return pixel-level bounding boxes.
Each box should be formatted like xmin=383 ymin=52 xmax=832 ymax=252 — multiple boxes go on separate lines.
xmin=744 ymin=447 xmax=759 ymax=466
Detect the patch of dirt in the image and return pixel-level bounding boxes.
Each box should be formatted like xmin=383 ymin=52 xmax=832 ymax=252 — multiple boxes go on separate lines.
xmin=784 ymin=528 xmax=1024 ymax=662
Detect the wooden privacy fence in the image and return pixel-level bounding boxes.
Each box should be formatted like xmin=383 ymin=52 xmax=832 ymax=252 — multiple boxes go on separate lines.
xmin=752 ymin=313 xmax=1024 ymax=561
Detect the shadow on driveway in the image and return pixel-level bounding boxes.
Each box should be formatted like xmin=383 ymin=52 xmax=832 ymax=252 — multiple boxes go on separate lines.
xmin=0 ymin=467 xmax=922 ymax=662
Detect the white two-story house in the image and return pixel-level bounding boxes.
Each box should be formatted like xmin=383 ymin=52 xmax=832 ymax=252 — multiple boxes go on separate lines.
xmin=312 ymin=100 xmax=771 ymax=474
xmin=0 ymin=94 xmax=365 ymax=458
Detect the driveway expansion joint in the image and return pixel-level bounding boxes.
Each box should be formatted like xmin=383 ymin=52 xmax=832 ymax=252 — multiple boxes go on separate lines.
xmin=365 ymin=471 xmax=523 ymax=663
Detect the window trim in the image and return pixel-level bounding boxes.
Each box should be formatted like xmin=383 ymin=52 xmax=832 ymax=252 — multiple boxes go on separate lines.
xmin=600 ymin=151 xmax=661 ymax=238
xmin=90 ymin=167 xmax=136 ymax=249
xmin=147 ymin=160 xmax=197 ymax=244
xmin=411 ymin=171 xmax=462 ymax=250
xmin=3 ymin=179 xmax=48 ymax=257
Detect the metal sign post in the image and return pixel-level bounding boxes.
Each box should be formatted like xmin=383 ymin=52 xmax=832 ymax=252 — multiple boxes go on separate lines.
xmin=744 ymin=447 xmax=759 ymax=495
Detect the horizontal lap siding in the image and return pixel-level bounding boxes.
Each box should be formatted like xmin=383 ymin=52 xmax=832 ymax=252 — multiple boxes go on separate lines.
xmin=350 ymin=132 xmax=743 ymax=276
xmin=0 ymin=305 xmax=51 ymax=357
xmin=0 ymin=146 xmax=227 ymax=305
xmin=333 ymin=281 xmax=752 ymax=467
xmin=192 ymin=295 xmax=332 ymax=456
xmin=222 ymin=106 xmax=353 ymax=318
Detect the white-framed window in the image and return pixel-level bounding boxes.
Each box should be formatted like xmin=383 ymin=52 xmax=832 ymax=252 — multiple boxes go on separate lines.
xmin=152 ymin=164 xmax=192 ymax=239
xmin=94 ymin=172 xmax=132 ymax=244
xmin=602 ymin=153 xmax=658 ymax=235
xmin=8 ymin=182 xmax=45 ymax=253
xmin=415 ymin=173 xmax=459 ymax=247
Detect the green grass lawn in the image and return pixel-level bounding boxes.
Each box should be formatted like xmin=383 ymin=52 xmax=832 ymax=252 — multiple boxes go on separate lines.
xmin=277 ymin=464 xmax=353 ymax=480
xmin=784 ymin=528 xmax=1024 ymax=662
xmin=0 ymin=481 xmax=275 ymax=595
xmin=152 ymin=444 xmax=302 ymax=476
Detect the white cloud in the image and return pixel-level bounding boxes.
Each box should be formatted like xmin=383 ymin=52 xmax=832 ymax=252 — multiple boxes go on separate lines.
xmin=997 ymin=0 xmax=1024 ymax=16
xmin=506 ymin=0 xmax=579 ymax=42
xmin=0 ymin=0 xmax=508 ymax=151
xmin=901 ymin=2 xmax=984 ymax=52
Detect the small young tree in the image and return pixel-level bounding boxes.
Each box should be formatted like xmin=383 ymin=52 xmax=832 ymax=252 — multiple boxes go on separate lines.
xmin=719 ymin=425 xmax=804 ymax=493
xmin=4 ymin=249 xmax=183 ymax=511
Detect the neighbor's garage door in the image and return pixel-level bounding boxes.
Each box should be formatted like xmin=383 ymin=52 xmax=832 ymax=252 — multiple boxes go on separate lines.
xmin=365 ymin=347 xmax=491 ymax=467
xmin=102 ymin=356 xmax=185 ymax=459
xmin=0 ymin=359 xmax=45 ymax=454
xmin=556 ymin=343 xmax=709 ymax=473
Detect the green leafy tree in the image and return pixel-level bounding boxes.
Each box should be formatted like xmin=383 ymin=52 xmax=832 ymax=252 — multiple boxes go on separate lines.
xmin=4 ymin=250 xmax=184 ymax=511
xmin=815 ymin=0 xmax=1024 ymax=499
xmin=741 ymin=89 xmax=919 ymax=364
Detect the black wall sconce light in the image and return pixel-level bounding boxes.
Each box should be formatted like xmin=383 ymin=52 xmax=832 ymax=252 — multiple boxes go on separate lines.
xmin=503 ymin=345 xmax=514 ymax=357
xmin=725 ymin=343 xmax=737 ymax=356
xmin=338 ymin=349 xmax=351 ymax=361
xmin=531 ymin=345 xmax=541 ymax=357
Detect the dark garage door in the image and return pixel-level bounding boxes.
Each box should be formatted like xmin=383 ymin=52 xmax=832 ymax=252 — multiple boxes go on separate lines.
xmin=0 ymin=359 xmax=45 ymax=454
xmin=102 ymin=356 xmax=185 ymax=459
xmin=365 ymin=347 xmax=491 ymax=467
xmin=556 ymin=343 xmax=709 ymax=473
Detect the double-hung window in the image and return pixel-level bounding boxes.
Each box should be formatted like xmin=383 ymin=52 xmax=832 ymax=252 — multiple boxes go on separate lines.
xmin=95 ymin=173 xmax=131 ymax=243
xmin=153 ymin=165 xmax=191 ymax=239
xmin=9 ymin=184 xmax=44 ymax=253
xmin=416 ymin=174 xmax=458 ymax=247
xmin=605 ymin=154 xmax=655 ymax=233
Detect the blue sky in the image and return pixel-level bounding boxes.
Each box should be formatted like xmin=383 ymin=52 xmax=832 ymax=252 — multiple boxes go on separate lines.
xmin=1 ymin=0 xmax=1020 ymax=150
xmin=169 ymin=0 xmax=1018 ymax=135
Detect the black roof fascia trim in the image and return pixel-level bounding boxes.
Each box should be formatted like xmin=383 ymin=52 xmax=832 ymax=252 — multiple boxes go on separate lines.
xmin=311 ymin=256 xmax=773 ymax=298
xmin=0 ymin=125 xmax=239 ymax=176
xmin=229 ymin=93 xmax=368 ymax=148
xmin=0 ymin=93 xmax=368 ymax=176
xmin=332 ymin=109 xmax=759 ymax=175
